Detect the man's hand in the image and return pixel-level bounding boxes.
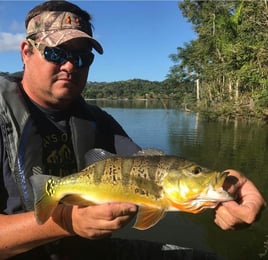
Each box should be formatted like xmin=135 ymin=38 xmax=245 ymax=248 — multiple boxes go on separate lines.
xmin=59 ymin=202 xmax=137 ymax=239
xmin=214 ymin=169 xmax=266 ymax=230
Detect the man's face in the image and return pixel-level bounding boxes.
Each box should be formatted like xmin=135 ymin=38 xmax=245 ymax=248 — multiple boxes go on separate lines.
xmin=21 ymin=38 xmax=92 ymax=110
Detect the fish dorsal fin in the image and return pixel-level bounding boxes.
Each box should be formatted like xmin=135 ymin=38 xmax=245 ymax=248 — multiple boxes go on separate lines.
xmin=84 ymin=148 xmax=115 ymax=165
xmin=133 ymin=205 xmax=166 ymax=230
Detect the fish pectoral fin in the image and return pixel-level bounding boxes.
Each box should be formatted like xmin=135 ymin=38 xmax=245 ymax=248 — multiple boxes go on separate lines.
xmin=133 ymin=206 xmax=166 ymax=230
xmin=62 ymin=195 xmax=96 ymax=207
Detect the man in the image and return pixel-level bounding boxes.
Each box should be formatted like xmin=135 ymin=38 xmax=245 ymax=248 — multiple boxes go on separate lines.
xmin=0 ymin=1 xmax=265 ymax=259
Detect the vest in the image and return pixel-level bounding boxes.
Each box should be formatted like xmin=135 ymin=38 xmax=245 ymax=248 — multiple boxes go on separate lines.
xmin=0 ymin=74 xmax=136 ymax=211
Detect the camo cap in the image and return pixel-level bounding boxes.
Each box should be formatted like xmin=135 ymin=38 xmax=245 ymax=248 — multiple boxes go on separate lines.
xmin=26 ymin=11 xmax=103 ymax=54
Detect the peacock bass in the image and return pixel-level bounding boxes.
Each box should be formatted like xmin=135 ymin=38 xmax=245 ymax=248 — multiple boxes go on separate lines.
xmin=30 ymin=149 xmax=233 ymax=230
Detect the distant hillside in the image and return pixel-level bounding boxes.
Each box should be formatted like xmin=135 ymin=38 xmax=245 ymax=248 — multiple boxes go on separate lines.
xmin=83 ymin=78 xmax=189 ymax=101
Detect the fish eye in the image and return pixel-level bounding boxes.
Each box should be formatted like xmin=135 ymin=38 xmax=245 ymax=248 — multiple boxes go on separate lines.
xmin=192 ymin=166 xmax=202 ymax=174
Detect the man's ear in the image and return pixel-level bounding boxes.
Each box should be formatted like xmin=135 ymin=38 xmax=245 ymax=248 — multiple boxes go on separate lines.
xmin=21 ymin=40 xmax=33 ymax=62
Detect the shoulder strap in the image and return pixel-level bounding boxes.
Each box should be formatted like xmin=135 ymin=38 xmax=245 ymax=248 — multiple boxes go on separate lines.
xmin=0 ymin=75 xmax=29 ymax=175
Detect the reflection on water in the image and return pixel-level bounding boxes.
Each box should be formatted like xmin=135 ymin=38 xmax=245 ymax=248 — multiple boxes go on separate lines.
xmin=89 ymin=100 xmax=268 ymax=260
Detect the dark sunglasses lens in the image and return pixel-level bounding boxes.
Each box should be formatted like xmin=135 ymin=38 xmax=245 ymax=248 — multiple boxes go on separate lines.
xmin=44 ymin=47 xmax=66 ymax=65
xmin=76 ymin=53 xmax=94 ymax=68
xmin=71 ymin=52 xmax=94 ymax=68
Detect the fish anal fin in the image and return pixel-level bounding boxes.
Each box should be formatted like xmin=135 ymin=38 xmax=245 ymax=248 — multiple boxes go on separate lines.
xmin=62 ymin=195 xmax=96 ymax=207
xmin=133 ymin=206 xmax=166 ymax=230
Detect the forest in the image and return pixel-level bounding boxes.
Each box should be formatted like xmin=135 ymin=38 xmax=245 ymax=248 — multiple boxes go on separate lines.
xmin=167 ymin=0 xmax=268 ymax=122
xmin=84 ymin=1 xmax=268 ymax=123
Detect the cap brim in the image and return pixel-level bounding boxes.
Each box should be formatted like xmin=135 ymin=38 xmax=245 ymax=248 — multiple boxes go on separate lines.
xmin=36 ymin=29 xmax=103 ymax=54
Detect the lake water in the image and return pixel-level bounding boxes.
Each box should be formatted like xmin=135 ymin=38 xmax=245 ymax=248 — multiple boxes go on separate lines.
xmin=90 ymin=100 xmax=268 ymax=260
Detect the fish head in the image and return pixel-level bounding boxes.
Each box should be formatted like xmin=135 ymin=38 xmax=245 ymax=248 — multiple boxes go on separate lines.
xmin=163 ymin=165 xmax=233 ymax=213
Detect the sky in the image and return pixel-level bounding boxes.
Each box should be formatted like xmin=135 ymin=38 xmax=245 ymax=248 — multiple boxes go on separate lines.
xmin=0 ymin=1 xmax=196 ymax=82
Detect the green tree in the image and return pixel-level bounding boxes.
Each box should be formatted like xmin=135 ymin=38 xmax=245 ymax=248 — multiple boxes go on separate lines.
xmin=168 ymin=0 xmax=268 ymax=121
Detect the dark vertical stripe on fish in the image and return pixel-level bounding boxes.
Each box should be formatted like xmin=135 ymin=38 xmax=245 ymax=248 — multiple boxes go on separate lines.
xmin=93 ymin=160 xmax=106 ymax=184
xmin=121 ymin=158 xmax=133 ymax=185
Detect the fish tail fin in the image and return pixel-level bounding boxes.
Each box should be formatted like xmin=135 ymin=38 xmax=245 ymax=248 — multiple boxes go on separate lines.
xmin=30 ymin=174 xmax=59 ymax=224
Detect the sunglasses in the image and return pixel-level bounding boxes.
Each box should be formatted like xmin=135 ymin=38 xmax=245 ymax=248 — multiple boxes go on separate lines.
xmin=27 ymin=39 xmax=94 ymax=69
